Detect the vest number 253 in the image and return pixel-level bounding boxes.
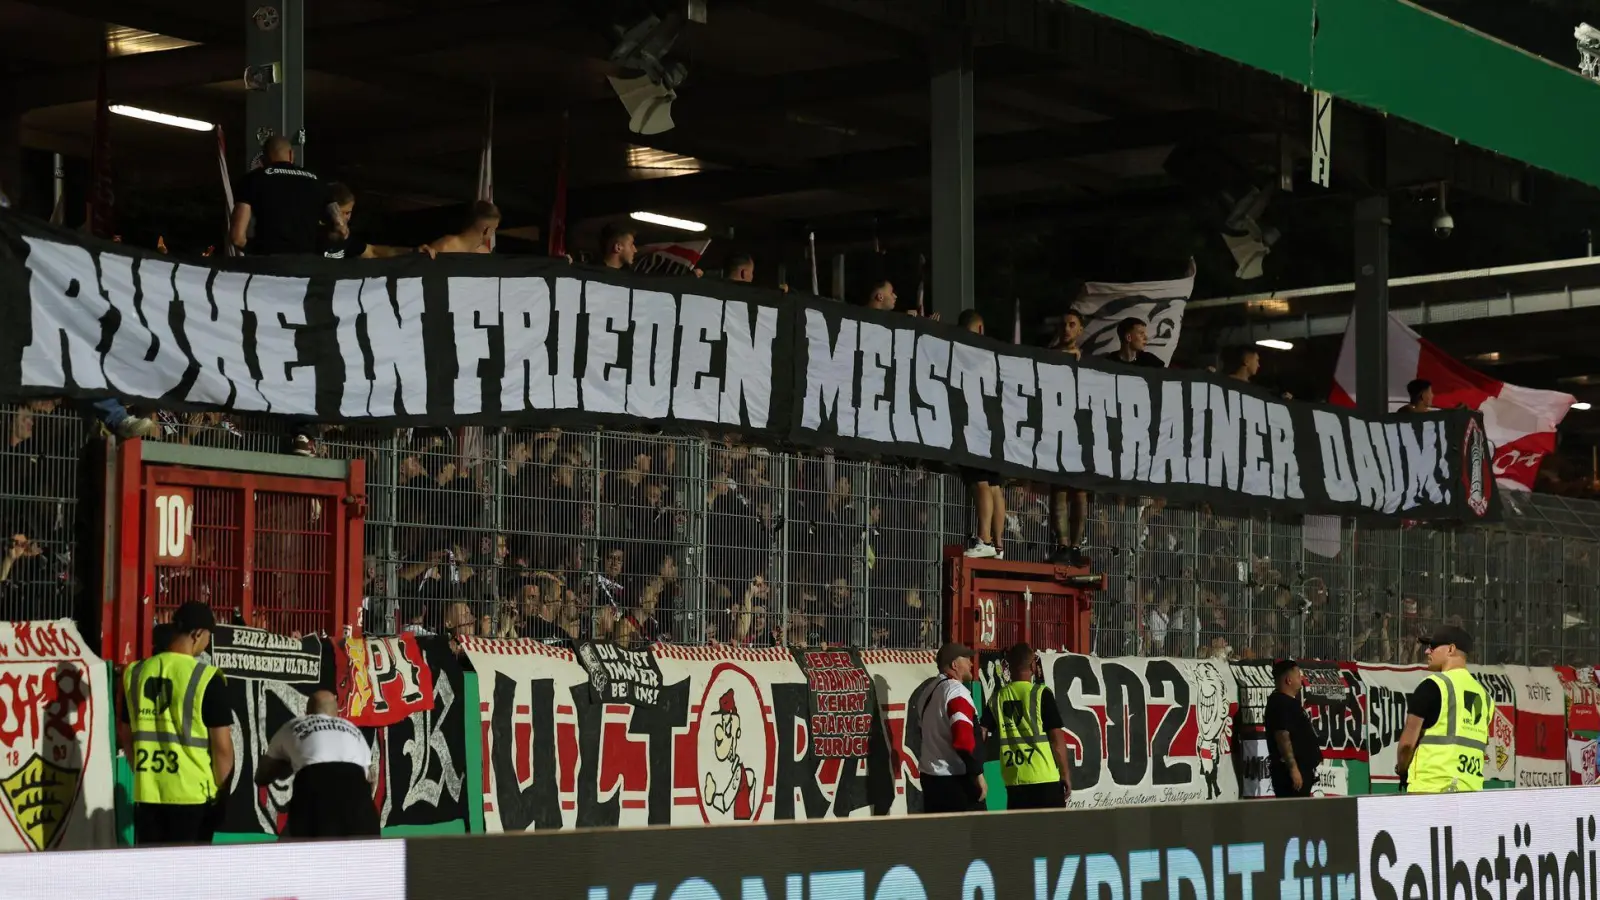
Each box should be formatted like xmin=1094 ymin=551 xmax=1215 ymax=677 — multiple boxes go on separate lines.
xmin=134 ymin=748 xmax=180 ymax=773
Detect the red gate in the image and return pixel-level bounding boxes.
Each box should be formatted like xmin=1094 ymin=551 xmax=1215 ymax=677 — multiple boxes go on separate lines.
xmin=944 ymin=548 xmax=1104 ymax=653
xmin=106 ymin=439 xmax=365 ymax=664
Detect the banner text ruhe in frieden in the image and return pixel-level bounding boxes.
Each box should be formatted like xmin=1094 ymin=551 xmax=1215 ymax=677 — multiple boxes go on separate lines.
xmin=0 ymin=213 xmax=1496 ymax=520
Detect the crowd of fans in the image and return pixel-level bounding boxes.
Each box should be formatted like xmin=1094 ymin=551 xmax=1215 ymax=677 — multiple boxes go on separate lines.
xmin=0 ymin=137 xmax=1594 ymax=668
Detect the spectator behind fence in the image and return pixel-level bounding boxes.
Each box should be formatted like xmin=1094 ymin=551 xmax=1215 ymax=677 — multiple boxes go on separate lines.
xmin=599 ymin=222 xmax=638 ymax=269
xmin=230 ymin=135 xmax=345 ymax=256
xmin=323 ymin=183 xmax=436 ymax=260
xmin=957 ymin=310 xmax=1007 ymax=560
xmin=1102 ymin=317 xmax=1165 ymax=368
xmin=1400 ymin=379 xmax=1433 ymax=413
xmin=255 ymin=690 xmax=380 ymax=839
xmin=427 ymin=201 xmax=500 ymax=255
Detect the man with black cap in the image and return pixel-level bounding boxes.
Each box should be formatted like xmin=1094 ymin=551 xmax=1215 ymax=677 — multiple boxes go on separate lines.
xmin=117 ymin=601 xmax=235 ymax=844
xmin=917 ymin=641 xmax=986 ymax=813
xmin=1263 ymin=658 xmax=1321 ymax=797
xmin=1395 ymin=625 xmax=1492 ymax=793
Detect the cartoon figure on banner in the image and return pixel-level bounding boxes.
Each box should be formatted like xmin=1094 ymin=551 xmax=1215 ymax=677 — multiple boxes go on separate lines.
xmin=695 ymin=665 xmax=770 ymax=824
xmin=1193 ymin=664 xmax=1231 ymax=800
xmin=704 ymin=691 xmax=755 ymax=820
xmin=0 ymin=656 xmax=94 ymax=851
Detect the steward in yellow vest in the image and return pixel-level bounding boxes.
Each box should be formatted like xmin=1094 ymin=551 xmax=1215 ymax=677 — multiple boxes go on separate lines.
xmin=117 ymin=601 xmax=235 ymax=844
xmin=979 ymin=643 xmax=1072 ymax=810
xmin=1395 ymin=626 xmax=1491 ymax=794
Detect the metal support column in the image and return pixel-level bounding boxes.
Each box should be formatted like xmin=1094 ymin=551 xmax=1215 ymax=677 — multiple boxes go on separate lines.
xmin=930 ymin=22 xmax=974 ymax=323
xmin=1353 ymin=195 xmax=1391 ymax=416
xmin=244 ymin=0 xmax=305 ymax=171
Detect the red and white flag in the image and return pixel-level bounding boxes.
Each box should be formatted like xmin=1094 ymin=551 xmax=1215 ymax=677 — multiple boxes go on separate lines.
xmin=1330 ymin=312 xmax=1574 ymax=491
xmin=634 ymin=240 xmax=709 ymax=277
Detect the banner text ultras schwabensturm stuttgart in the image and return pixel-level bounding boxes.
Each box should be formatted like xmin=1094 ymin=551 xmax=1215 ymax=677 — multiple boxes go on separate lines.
xmin=0 ymin=214 xmax=1497 ymax=520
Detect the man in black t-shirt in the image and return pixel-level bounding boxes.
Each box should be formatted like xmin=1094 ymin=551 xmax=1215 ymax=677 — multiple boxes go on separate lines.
xmin=230 ymin=136 xmax=344 ymax=256
xmin=1263 ymin=658 xmax=1321 ymax=797
xmin=1100 ymin=317 xmax=1166 ymax=368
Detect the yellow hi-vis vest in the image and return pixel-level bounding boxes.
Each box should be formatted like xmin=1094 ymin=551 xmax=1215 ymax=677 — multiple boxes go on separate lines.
xmin=994 ymin=680 xmax=1061 ymax=787
xmin=1407 ymin=667 xmax=1491 ymax=794
xmin=123 ymin=652 xmax=222 ymax=805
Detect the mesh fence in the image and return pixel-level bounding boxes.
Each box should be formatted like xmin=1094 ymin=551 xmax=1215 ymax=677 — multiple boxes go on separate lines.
xmin=7 ymin=402 xmax=1600 ymax=664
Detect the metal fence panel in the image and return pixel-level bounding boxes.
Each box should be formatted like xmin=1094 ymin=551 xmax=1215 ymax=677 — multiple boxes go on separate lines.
xmin=6 ymin=403 xmax=1600 ymax=664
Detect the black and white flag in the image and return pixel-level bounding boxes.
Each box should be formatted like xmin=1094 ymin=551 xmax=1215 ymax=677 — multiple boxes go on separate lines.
xmin=1069 ymin=261 xmax=1194 ymax=365
xmin=0 ymin=214 xmax=1496 ymax=521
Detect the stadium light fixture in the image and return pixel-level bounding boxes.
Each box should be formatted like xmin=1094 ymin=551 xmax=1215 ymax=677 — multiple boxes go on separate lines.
xmin=630 ymin=211 xmax=706 ymax=232
xmin=1574 ymin=402 xmax=1593 ymax=411
xmin=1255 ymin=339 xmax=1295 ymax=351
xmin=109 ymin=105 xmax=214 ymax=131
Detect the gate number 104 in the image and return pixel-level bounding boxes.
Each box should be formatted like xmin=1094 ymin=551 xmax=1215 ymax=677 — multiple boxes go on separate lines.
xmin=151 ymin=487 xmax=196 ymax=565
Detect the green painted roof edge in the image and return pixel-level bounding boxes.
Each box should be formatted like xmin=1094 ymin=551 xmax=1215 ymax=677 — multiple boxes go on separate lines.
xmin=1062 ymin=0 xmax=1600 ymax=188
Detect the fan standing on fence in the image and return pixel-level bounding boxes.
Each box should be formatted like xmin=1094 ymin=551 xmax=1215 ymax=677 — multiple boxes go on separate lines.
xmin=117 ymin=601 xmax=235 ymax=845
xmin=255 ymin=690 xmax=381 ymax=839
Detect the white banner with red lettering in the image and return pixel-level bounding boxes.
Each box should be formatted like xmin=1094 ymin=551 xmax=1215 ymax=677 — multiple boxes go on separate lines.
xmin=0 ymin=621 xmax=114 ymax=851
xmin=1032 ymin=653 xmax=1239 ymax=807
xmin=1504 ymin=664 xmax=1569 ymax=788
xmin=464 ymin=641 xmax=1244 ymax=829
xmin=464 ymin=640 xmax=936 ymax=831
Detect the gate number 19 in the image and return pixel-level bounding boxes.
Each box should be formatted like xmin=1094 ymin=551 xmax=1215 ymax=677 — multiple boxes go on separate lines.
xmin=152 ymin=487 xmax=195 ymax=565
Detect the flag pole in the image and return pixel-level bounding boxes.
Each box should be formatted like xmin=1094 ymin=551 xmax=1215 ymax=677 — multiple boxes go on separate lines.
xmin=808 ymin=232 xmax=819 ymax=297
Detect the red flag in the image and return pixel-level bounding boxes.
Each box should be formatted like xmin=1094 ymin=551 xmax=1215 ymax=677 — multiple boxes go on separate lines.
xmin=548 ymin=112 xmax=568 ymax=259
xmin=1330 ymin=312 xmax=1575 ymax=492
xmin=86 ymin=38 xmax=114 ymax=239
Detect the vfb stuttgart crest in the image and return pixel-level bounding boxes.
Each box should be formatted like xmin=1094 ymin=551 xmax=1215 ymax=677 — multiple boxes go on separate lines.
xmin=0 ymin=658 xmax=94 ymax=850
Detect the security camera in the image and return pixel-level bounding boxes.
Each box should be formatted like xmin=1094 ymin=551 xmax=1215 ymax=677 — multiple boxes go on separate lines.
xmin=1432 ymin=210 xmax=1454 ymax=239
xmin=1432 ymin=181 xmax=1453 ymax=239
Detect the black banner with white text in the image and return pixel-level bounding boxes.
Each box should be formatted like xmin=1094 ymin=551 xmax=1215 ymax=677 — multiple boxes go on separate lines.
xmin=0 ymin=214 xmax=1496 ymax=520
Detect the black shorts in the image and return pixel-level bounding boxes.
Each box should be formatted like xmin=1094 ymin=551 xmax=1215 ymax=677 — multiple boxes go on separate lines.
xmin=287 ymin=763 xmax=381 ymax=839
xmin=960 ymin=467 xmax=1005 ymax=488
xmin=921 ymin=774 xmax=982 ymax=814
xmin=1006 ymin=781 xmax=1068 ymax=810
xmin=134 ymin=801 xmax=223 ymax=846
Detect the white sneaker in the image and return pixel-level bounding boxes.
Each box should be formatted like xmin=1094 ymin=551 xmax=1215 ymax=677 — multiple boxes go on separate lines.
xmin=964 ymin=539 xmax=997 ymax=559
